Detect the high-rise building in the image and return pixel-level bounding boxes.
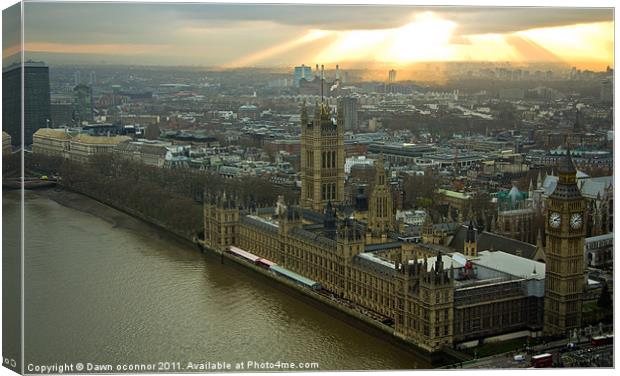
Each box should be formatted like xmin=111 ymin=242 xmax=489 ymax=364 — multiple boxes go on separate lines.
xmin=338 ymin=96 xmax=359 ymax=131
xmin=293 ymin=64 xmax=312 ymax=87
xmin=388 ymin=69 xmax=397 ymax=83
xmin=74 ymin=70 xmax=81 ymax=86
xmin=50 ymin=94 xmax=74 ymax=126
xmin=300 ymin=100 xmax=345 ymax=212
xmin=2 ymin=61 xmax=51 ymax=146
xmin=600 ymin=79 xmax=613 ymax=103
xmin=543 ymin=149 xmax=586 ymax=335
xmin=89 ymin=71 xmax=96 ymax=85
xmin=73 ymin=84 xmax=94 ymax=124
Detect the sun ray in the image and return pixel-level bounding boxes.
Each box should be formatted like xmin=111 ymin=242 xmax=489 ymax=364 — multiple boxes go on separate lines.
xmin=225 ymin=30 xmax=331 ymax=68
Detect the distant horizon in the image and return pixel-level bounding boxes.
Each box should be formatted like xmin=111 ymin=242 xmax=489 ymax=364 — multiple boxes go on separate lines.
xmin=2 ymin=3 xmax=614 ymax=72
xmin=4 ymin=52 xmax=614 ymax=73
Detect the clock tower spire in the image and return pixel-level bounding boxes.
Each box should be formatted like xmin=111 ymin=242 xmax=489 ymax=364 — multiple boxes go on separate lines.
xmin=544 ymin=146 xmax=586 ymax=335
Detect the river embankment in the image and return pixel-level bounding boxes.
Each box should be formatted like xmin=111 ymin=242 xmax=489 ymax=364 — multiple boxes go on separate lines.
xmin=31 ymin=187 xmax=459 ymax=366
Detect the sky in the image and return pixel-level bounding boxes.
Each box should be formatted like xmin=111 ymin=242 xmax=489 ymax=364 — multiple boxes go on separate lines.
xmin=2 ymin=1 xmax=615 ymax=70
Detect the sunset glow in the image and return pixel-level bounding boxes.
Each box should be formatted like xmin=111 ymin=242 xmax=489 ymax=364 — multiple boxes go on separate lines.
xmin=15 ymin=3 xmax=614 ymax=70
xmin=303 ymin=12 xmax=614 ymax=69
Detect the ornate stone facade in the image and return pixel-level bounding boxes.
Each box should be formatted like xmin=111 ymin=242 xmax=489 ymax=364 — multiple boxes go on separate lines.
xmin=543 ymin=150 xmax=586 ymax=335
xmin=300 ymin=101 xmax=345 ymax=212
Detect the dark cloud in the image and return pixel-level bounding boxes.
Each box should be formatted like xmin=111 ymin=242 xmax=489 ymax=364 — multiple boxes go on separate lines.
xmin=165 ymin=5 xmax=614 ymax=33
xmin=19 ymin=2 xmax=613 ymax=66
xmin=24 ymin=3 xmax=613 ymax=41
xmin=440 ymin=7 xmax=613 ymax=35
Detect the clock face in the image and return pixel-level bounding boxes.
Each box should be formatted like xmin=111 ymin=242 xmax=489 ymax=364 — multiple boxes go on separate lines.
xmin=549 ymin=212 xmax=561 ymax=228
xmin=570 ymin=213 xmax=583 ymax=229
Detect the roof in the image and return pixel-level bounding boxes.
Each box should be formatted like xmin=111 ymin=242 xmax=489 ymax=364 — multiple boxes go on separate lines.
xmin=449 ymin=225 xmax=538 ymax=259
xmin=438 ymin=189 xmax=471 ymax=200
xmin=33 ymin=128 xmax=71 ymax=139
xmin=364 ymin=241 xmax=402 ymax=252
xmin=475 ymin=250 xmax=545 ymax=280
xmin=542 ymin=172 xmax=598 ymax=196
xmin=557 ymin=148 xmax=577 ymax=175
xmin=497 ymin=186 xmax=527 ymax=203
xmin=72 ymin=133 xmax=131 ymax=145
xmin=289 ymin=227 xmax=336 ymax=248
xmin=579 ymin=176 xmax=613 ymax=198
xmin=585 ymin=233 xmax=613 ymax=243
xmin=270 ymin=265 xmax=319 ymax=287
xmin=357 ymin=252 xmax=395 ymax=270
xmin=417 ymin=254 xmax=463 ymax=272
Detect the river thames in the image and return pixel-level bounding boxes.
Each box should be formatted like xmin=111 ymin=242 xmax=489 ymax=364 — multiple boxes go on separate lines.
xmin=3 ymin=190 xmax=429 ymax=371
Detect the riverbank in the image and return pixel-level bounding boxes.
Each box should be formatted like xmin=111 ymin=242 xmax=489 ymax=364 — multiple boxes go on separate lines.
xmin=197 ymin=240 xmax=450 ymax=366
xmin=14 ymin=189 xmax=430 ymax=370
xmin=31 ymin=187 xmax=459 ymax=367
xmin=34 ymin=187 xmax=195 ymax=245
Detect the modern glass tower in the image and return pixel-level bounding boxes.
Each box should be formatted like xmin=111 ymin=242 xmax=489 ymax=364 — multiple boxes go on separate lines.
xmin=2 ymin=60 xmax=51 ymax=146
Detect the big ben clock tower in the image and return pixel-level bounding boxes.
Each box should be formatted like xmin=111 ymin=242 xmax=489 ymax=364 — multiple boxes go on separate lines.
xmin=544 ymin=148 xmax=586 ymax=335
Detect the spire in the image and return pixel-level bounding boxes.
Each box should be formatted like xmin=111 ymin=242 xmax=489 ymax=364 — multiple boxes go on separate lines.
xmin=574 ymin=107 xmax=582 ymax=132
xmin=536 ymin=229 xmax=544 ymax=250
xmin=557 ymin=144 xmax=577 ymax=186
xmin=558 ymin=144 xmax=577 ymax=176
xmin=537 ymin=169 xmax=543 ymax=189
xmin=320 ymin=64 xmax=324 ymax=103
xmin=301 ymin=99 xmax=308 ymax=125
xmin=466 ymin=220 xmax=476 ymax=243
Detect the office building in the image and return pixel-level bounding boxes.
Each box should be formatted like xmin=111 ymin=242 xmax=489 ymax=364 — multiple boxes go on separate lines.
xmin=294 ymin=64 xmax=312 ymax=87
xmin=2 ymin=61 xmax=51 ymax=146
xmin=338 ymin=96 xmax=359 ymax=131
xmin=73 ymin=84 xmax=94 ymax=124
xmin=388 ymin=69 xmax=397 ymax=83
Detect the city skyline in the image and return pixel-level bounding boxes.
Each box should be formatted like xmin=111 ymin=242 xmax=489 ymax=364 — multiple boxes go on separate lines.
xmin=2 ymin=2 xmax=614 ymax=70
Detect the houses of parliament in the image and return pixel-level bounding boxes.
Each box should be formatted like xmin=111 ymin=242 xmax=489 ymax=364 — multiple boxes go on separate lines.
xmin=203 ymin=100 xmax=589 ymax=353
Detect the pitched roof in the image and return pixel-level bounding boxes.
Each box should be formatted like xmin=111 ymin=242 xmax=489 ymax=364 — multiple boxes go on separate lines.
xmin=449 ymin=225 xmax=537 ymax=259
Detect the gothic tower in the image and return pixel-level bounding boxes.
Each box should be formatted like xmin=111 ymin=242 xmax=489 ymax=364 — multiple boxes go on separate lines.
xmin=543 ymin=148 xmax=586 ymax=335
xmin=463 ymin=221 xmax=478 ymax=258
xmin=394 ymin=254 xmax=454 ymax=352
xmin=368 ymin=157 xmax=394 ymax=238
xmin=300 ymin=99 xmax=345 ymax=212
xmin=203 ymin=191 xmax=239 ymax=252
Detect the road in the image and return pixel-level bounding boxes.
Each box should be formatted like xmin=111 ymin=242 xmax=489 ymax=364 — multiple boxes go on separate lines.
xmin=459 ymin=330 xmax=614 ymax=369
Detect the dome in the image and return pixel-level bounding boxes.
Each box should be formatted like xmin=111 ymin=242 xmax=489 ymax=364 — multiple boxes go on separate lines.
xmin=508 ymin=185 xmax=525 ymax=203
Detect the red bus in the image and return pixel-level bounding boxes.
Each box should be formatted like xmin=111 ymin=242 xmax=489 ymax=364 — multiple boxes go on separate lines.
xmin=531 ymin=353 xmax=553 ymax=368
xmin=591 ymin=334 xmax=613 ymax=346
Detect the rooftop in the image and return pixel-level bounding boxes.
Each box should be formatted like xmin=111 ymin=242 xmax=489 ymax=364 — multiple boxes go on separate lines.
xmin=474 ymin=250 xmax=545 ymax=280
xmin=33 ymin=128 xmax=71 ymax=140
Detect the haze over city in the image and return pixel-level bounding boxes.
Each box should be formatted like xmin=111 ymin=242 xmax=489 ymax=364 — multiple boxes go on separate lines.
xmin=2 ymin=2 xmax=614 ymax=71
xmin=1 ymin=1 xmax=615 ymax=372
